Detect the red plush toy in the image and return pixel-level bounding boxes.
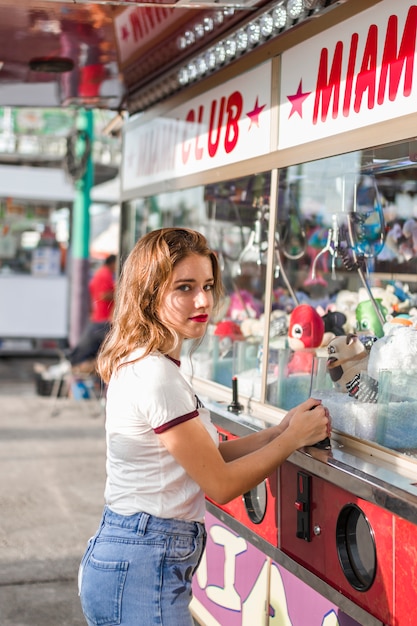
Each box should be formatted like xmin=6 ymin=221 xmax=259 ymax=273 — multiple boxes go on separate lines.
xmin=287 ymin=304 xmax=325 ymax=374
xmin=214 ymin=320 xmax=244 ymax=341
xmin=288 ymin=304 xmax=325 ymax=350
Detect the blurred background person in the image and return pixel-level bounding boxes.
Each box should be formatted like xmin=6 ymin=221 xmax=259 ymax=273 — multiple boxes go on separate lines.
xmin=67 ymin=253 xmax=117 ymax=370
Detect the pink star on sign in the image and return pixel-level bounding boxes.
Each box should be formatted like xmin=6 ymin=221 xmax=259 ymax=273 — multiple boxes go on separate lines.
xmin=246 ymin=97 xmax=266 ymax=130
xmin=287 ymin=80 xmax=311 ymax=118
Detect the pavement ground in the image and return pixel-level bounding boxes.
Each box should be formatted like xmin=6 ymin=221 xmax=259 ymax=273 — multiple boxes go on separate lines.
xmin=0 ymin=356 xmax=107 ymax=626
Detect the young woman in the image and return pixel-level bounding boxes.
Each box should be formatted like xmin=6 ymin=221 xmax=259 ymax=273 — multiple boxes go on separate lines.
xmin=78 ymin=228 xmax=330 ymax=626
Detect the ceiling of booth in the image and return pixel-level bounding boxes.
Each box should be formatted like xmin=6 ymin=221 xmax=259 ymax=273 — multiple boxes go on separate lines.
xmin=0 ymin=0 xmax=361 ymax=120
xmin=0 ymin=1 xmax=125 ymax=110
xmin=0 ymin=0 xmax=264 ymax=112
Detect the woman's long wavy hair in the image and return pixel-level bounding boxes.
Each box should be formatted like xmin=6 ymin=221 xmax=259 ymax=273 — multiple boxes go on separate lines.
xmin=97 ymin=228 xmax=224 ymax=383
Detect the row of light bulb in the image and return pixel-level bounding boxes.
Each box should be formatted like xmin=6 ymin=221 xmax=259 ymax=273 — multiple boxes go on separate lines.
xmin=177 ymin=0 xmax=325 ymax=86
xmin=177 ymin=8 xmax=236 ymax=52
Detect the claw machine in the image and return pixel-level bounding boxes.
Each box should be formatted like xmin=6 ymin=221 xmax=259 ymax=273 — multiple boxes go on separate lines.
xmin=117 ymin=1 xmax=417 ymax=624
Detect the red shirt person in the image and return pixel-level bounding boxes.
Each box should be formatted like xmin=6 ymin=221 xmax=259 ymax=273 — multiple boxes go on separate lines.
xmin=89 ymin=255 xmax=116 ymax=323
xmin=67 ymin=255 xmax=117 ymax=367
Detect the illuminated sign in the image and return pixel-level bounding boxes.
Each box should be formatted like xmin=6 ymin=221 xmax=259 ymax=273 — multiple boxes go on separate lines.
xmin=114 ymin=3 xmax=179 ymax=67
xmin=122 ymin=61 xmax=271 ymax=191
xmin=279 ymin=0 xmax=417 ymax=148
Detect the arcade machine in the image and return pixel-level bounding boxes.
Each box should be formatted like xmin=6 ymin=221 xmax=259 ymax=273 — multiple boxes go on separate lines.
xmin=115 ymin=0 xmax=417 ymax=623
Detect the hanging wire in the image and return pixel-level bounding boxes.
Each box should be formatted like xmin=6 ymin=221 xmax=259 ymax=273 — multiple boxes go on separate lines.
xmin=236 ymin=201 xmax=300 ymax=305
xmin=274 ymin=240 xmax=299 ymax=304
xmin=236 ymin=203 xmax=268 ymax=271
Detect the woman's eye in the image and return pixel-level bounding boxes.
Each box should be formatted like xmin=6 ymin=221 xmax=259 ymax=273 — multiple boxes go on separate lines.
xmin=204 ymin=283 xmax=214 ymax=291
xmin=178 ymin=284 xmax=191 ymax=292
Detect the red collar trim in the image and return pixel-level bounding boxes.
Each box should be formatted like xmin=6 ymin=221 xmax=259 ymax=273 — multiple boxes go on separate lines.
xmin=165 ymin=354 xmax=181 ymax=367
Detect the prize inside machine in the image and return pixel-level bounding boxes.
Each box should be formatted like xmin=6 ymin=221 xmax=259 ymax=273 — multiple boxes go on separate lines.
xmin=189 ymin=138 xmax=417 ymax=622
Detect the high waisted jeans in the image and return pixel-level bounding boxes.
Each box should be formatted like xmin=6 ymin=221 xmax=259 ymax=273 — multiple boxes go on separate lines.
xmin=78 ymin=507 xmax=206 ymax=626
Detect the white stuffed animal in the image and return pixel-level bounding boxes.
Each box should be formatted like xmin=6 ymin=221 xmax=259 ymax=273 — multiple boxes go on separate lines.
xmin=367 ymin=318 xmax=417 ymax=382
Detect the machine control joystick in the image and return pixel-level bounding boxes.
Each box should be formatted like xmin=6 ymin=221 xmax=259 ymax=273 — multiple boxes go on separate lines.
xmin=228 ymin=376 xmax=243 ymax=414
xmin=310 ymin=404 xmax=331 ymax=450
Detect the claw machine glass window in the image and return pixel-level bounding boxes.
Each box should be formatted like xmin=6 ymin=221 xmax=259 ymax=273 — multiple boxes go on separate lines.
xmin=201 ymin=174 xmax=271 ymax=397
xmin=122 ymin=173 xmax=272 ymax=396
xmin=267 ymin=137 xmax=417 ymax=459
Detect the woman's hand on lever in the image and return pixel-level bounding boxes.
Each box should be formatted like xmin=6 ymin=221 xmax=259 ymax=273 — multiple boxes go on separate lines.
xmin=284 ymin=397 xmax=330 ymax=449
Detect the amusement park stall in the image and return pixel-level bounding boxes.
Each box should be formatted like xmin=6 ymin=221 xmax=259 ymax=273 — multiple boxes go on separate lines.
xmin=0 ymin=164 xmax=72 ymax=352
xmin=116 ymin=1 xmax=417 ymax=624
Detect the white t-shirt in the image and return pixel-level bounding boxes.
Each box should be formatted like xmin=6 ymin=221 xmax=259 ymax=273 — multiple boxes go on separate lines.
xmin=104 ymin=349 xmax=219 ymax=522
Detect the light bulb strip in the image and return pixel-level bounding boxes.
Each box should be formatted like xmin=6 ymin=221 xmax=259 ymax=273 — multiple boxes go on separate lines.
xmin=128 ymin=0 xmax=345 ymax=114
xmin=176 ymin=0 xmax=319 ymax=87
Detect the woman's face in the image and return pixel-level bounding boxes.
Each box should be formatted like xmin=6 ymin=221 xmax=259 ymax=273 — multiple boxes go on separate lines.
xmin=158 ymin=253 xmax=215 ymax=344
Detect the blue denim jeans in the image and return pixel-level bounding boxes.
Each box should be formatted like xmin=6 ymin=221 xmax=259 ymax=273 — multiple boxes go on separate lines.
xmin=78 ymin=507 xmax=206 ymax=626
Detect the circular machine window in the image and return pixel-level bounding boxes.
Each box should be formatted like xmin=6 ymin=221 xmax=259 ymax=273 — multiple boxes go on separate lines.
xmin=243 ymin=481 xmax=267 ymax=524
xmin=336 ymin=504 xmax=377 ymax=591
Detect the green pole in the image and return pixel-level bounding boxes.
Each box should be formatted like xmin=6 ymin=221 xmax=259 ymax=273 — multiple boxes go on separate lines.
xmin=69 ymin=109 xmax=94 ymax=348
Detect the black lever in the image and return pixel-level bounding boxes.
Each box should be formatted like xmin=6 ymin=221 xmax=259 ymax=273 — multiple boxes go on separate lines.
xmin=228 ymin=376 xmax=243 ymax=414
xmin=310 ymin=404 xmax=331 ymax=449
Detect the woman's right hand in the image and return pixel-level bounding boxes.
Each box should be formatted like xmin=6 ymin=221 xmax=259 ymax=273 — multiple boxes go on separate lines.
xmin=285 ymin=398 xmax=330 ymax=448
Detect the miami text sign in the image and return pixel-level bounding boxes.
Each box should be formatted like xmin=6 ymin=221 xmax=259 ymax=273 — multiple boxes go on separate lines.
xmin=279 ymin=1 xmax=417 ymax=148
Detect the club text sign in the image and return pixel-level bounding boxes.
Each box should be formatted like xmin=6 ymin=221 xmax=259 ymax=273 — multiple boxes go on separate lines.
xmin=122 ymin=62 xmax=271 ymax=191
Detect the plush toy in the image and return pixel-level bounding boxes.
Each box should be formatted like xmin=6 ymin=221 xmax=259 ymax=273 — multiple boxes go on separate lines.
xmin=378 ymin=222 xmax=402 ymax=261
xmin=288 ymin=304 xmax=324 ymax=351
xmin=287 ymin=304 xmax=325 ymax=375
xmin=321 ymin=310 xmax=347 ymax=346
xmin=226 ymin=289 xmax=263 ymax=322
xmin=326 ymin=333 xmax=369 ymax=398
xmin=240 ymin=310 xmax=288 ymax=343
xmin=386 ymin=281 xmax=413 ymax=312
xmin=214 ymin=320 xmax=244 ymax=341
xmin=214 ymin=320 xmax=245 ymax=360
xmin=355 ymin=298 xmax=387 ymax=339
xmin=334 ymin=289 xmax=359 ymax=334
xmin=367 ymin=318 xmax=417 ymax=383
xmin=402 ymin=218 xmax=417 ymax=257
xmin=358 ymin=286 xmax=399 ymax=318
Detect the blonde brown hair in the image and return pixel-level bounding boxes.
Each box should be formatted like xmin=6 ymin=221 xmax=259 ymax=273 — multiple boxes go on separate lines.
xmin=97 ymin=228 xmax=224 ymax=383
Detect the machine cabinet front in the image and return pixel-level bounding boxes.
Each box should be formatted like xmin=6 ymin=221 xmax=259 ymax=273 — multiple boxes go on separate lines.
xmin=280 ymin=461 xmax=394 ymax=624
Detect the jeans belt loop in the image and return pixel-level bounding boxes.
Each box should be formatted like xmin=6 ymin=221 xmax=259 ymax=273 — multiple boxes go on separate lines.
xmin=136 ymin=512 xmax=150 ymax=535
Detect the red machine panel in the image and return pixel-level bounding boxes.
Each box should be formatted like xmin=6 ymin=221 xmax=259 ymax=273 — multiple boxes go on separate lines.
xmin=280 ymin=461 xmax=394 ymax=625
xmin=394 ymin=516 xmax=417 ymax=626
xmin=207 ymin=424 xmax=279 ymax=546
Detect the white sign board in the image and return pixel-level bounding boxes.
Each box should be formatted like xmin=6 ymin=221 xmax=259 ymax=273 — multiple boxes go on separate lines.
xmin=279 ymin=1 xmax=417 ymax=149
xmin=0 ymin=275 xmax=68 ymax=338
xmin=122 ymin=61 xmax=272 ymax=191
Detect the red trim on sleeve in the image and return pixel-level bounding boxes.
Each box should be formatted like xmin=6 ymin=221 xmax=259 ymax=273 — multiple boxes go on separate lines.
xmin=154 ymin=410 xmax=199 ymax=434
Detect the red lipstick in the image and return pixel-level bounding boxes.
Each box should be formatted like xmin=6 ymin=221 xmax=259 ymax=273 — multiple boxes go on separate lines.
xmin=190 ymin=315 xmax=209 ymax=323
